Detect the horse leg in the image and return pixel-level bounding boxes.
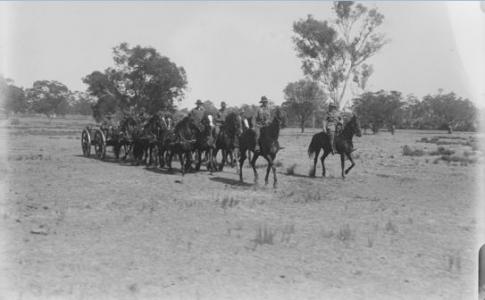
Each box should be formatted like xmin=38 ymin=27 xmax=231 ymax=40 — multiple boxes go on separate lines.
xmin=229 ymin=150 xmax=235 ymax=168
xmin=340 ymin=153 xmax=346 ymax=179
xmin=321 ymin=150 xmax=330 ymax=177
xmin=271 ymin=153 xmax=277 ymax=188
xmin=159 ymin=147 xmax=165 ymax=168
xmin=250 ymin=151 xmax=260 ymax=184
xmin=168 ymin=151 xmax=174 ymax=171
xmin=208 ymin=148 xmax=215 ymax=174
xmin=345 ymin=152 xmax=355 ymax=175
xmin=219 ymin=149 xmax=226 ymax=172
xmin=179 ymin=153 xmax=185 ymax=176
xmin=239 ymin=149 xmax=247 ymax=182
xmin=310 ymin=148 xmax=320 ymax=177
xmin=263 ymin=154 xmax=272 ymax=186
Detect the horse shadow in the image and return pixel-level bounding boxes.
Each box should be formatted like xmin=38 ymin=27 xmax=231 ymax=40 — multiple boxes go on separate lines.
xmin=210 ymin=176 xmax=253 ymax=187
xmin=75 ymin=154 xmax=139 ymax=167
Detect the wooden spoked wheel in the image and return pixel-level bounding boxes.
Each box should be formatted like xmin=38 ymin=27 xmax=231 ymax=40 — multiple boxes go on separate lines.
xmin=81 ymin=128 xmax=91 ymax=157
xmin=93 ymin=129 xmax=107 ymax=160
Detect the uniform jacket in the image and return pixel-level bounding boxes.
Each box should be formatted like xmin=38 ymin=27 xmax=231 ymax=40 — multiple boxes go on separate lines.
xmin=255 ymin=106 xmax=271 ymax=127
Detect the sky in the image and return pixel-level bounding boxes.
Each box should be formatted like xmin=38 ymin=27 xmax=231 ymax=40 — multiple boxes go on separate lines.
xmin=0 ymin=1 xmax=483 ymax=109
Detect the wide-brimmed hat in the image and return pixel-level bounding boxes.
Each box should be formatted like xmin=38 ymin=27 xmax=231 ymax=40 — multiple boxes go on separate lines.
xmin=196 ymin=99 xmax=203 ymax=105
xmin=260 ymin=96 xmax=269 ymax=103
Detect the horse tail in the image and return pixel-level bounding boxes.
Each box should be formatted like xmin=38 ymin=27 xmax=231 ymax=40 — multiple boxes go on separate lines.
xmin=308 ymin=134 xmax=319 ymax=158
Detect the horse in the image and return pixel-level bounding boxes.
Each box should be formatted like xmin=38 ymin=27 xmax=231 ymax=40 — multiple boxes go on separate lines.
xmin=214 ymin=112 xmax=243 ymax=171
xmin=118 ymin=115 xmax=139 ymax=161
xmin=166 ymin=116 xmax=199 ymax=175
xmin=238 ymin=108 xmax=284 ymax=188
xmin=193 ymin=114 xmax=217 ymax=173
xmin=308 ymin=114 xmax=362 ymax=179
xmin=141 ymin=114 xmax=168 ymax=166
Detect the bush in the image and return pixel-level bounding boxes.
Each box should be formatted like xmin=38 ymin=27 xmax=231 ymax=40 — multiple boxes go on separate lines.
xmin=429 ymin=147 xmax=454 ymax=156
xmin=402 ymin=145 xmax=425 ymax=156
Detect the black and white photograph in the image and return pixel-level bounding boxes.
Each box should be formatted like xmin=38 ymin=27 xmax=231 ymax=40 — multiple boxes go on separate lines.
xmin=0 ymin=1 xmax=484 ymax=299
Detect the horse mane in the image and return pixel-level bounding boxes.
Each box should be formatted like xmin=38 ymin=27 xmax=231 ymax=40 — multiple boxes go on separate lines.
xmin=223 ymin=112 xmax=242 ymax=135
xmin=341 ymin=115 xmax=358 ymax=139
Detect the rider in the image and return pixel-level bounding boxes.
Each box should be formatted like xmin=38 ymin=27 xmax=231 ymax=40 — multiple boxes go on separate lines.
xmin=137 ymin=107 xmax=149 ymax=126
xmin=323 ymin=103 xmax=342 ymax=154
xmin=254 ymin=96 xmax=271 ymax=153
xmin=189 ymin=99 xmax=205 ymax=132
xmin=214 ymin=101 xmax=228 ymax=136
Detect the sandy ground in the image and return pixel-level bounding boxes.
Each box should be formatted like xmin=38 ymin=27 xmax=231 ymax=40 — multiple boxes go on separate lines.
xmin=0 ymin=117 xmax=481 ymax=299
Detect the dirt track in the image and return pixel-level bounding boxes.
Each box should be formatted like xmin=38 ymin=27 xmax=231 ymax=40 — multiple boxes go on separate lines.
xmin=0 ymin=117 xmax=481 ymax=299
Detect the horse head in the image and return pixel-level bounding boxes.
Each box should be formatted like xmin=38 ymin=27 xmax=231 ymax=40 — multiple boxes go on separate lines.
xmin=272 ymin=107 xmax=286 ymax=128
xmin=348 ymin=114 xmax=362 ymax=137
xmin=225 ymin=112 xmax=243 ymax=136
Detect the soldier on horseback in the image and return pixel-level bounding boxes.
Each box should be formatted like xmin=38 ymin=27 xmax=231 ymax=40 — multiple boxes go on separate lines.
xmin=254 ymin=96 xmax=271 ymax=153
xmin=323 ymin=103 xmax=343 ymax=155
xmin=215 ymin=101 xmax=227 ymax=136
xmin=189 ymin=99 xmax=205 ymax=132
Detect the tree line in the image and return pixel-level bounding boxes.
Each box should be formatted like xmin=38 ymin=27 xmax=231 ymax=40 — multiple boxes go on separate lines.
xmin=1 ymin=1 xmax=479 ymax=132
xmin=0 ymin=76 xmax=95 ymax=117
xmin=282 ymin=1 xmax=478 ymax=132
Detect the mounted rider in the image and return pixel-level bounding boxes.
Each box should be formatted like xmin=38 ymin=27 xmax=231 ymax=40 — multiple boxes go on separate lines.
xmin=100 ymin=113 xmax=115 ymax=136
xmin=323 ymin=103 xmax=343 ymax=154
xmin=214 ymin=101 xmax=228 ymax=136
xmin=254 ymin=96 xmax=271 ymax=152
xmin=137 ymin=107 xmax=150 ymax=127
xmin=189 ymin=99 xmax=206 ymax=132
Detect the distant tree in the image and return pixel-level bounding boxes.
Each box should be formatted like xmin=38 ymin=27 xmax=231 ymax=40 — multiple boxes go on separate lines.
xmin=202 ymin=100 xmax=218 ymax=115
xmin=420 ymin=91 xmax=477 ymax=131
xmin=293 ymin=2 xmax=388 ymax=109
xmin=352 ymin=90 xmax=403 ymax=133
xmin=69 ymin=91 xmax=95 ymax=115
xmin=282 ymin=79 xmax=325 ymax=132
xmin=0 ymin=76 xmax=28 ymax=114
xmin=27 ymin=80 xmax=70 ymax=118
xmin=83 ymin=43 xmax=187 ymax=121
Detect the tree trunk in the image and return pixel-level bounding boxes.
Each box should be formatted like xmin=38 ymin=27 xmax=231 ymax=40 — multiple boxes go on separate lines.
xmin=300 ymin=118 xmax=305 ymax=133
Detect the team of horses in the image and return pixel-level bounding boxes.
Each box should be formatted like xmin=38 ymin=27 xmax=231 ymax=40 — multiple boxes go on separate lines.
xmin=102 ymin=110 xmax=362 ymax=187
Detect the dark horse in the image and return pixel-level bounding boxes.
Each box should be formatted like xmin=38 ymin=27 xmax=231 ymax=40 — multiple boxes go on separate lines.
xmin=214 ymin=112 xmax=243 ymax=171
xmin=142 ymin=114 xmax=169 ymax=166
xmin=166 ymin=116 xmax=198 ymax=175
xmin=118 ymin=115 xmax=139 ymax=161
xmin=308 ymin=114 xmax=362 ymax=179
xmin=193 ymin=113 xmax=217 ymax=173
xmin=238 ymin=108 xmax=284 ymax=188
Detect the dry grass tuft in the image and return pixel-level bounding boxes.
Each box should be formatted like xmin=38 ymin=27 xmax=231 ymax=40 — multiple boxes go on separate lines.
xmin=385 ymin=220 xmax=398 ymax=234
xmin=402 ymin=145 xmax=425 ymax=156
xmin=220 ymin=196 xmax=240 ymax=210
xmin=286 ymin=163 xmax=297 ymax=175
xmin=337 ymin=224 xmax=354 ymax=242
xmin=429 ymin=146 xmax=454 ymax=156
xmin=253 ymin=224 xmax=276 ymax=247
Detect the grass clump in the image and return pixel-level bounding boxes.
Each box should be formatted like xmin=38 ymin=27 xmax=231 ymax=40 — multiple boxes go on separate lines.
xmin=402 ymin=145 xmax=425 ymax=156
xmin=285 ymin=163 xmax=297 ymax=175
xmin=429 ymin=146 xmax=454 ymax=156
xmin=253 ymin=224 xmax=276 ymax=247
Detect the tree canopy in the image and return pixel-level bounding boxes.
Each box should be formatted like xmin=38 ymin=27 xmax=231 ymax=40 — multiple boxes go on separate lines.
xmin=352 ymin=90 xmax=403 ymax=133
xmin=26 ymin=80 xmax=71 ymax=117
xmin=83 ymin=43 xmax=187 ymax=121
xmin=282 ymin=79 xmax=326 ymax=132
xmin=293 ymin=2 xmax=387 ymax=109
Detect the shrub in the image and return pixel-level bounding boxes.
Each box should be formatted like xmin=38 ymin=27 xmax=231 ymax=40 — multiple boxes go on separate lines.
xmin=402 ymin=145 xmax=425 ymax=156
xmin=285 ymin=163 xmax=297 ymax=175
xmin=429 ymin=146 xmax=454 ymax=156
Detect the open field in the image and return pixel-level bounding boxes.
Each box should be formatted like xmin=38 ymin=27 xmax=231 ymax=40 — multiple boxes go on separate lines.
xmin=0 ymin=116 xmax=482 ymax=299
